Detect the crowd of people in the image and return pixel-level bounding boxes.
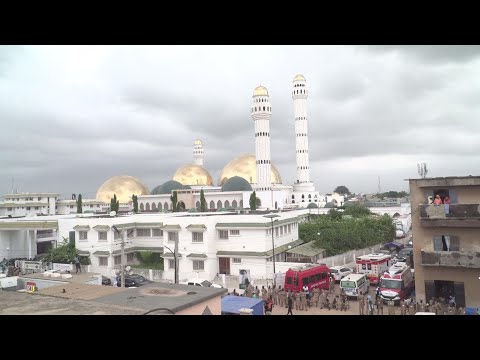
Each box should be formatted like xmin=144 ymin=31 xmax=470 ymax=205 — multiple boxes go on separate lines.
xmin=429 ymin=194 xmax=451 ymax=215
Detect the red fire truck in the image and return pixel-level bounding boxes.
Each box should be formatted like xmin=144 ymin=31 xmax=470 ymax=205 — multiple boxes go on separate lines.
xmin=355 ymin=253 xmax=392 ymax=285
xmin=284 ymin=263 xmax=330 ymax=292
xmin=379 ymin=262 xmax=414 ymax=303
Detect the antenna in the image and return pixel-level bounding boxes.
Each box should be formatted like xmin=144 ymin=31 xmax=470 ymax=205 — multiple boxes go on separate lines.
xmin=417 ymin=162 xmax=428 ymax=178
xmin=378 ymin=176 xmax=381 ymax=194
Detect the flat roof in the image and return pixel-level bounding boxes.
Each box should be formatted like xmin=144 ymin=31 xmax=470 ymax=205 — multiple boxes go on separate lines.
xmin=20 ymin=272 xmax=102 ymax=284
xmin=406 ymin=176 xmax=480 ymax=181
xmin=38 ymin=282 xmax=127 ymax=300
xmin=92 ymin=282 xmax=227 ymax=313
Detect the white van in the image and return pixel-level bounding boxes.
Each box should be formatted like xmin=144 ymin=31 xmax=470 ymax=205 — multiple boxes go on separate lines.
xmin=340 ymin=273 xmax=369 ymax=299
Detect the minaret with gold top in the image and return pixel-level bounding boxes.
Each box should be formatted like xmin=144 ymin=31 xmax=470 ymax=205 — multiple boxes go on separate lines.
xmin=251 ymin=86 xmax=272 ymax=191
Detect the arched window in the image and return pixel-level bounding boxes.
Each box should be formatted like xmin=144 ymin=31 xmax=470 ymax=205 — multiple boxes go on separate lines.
xmin=164 ymin=202 xmax=169 ymax=210
xmin=210 ymin=200 xmax=215 ymax=209
xmin=217 ymin=200 xmax=222 ymax=209
xmin=302 ymin=194 xmax=305 ymax=199
xmin=140 ymin=203 xmax=144 ymax=211
xmin=263 ymin=106 xmax=265 ymax=111
xmin=158 ymin=202 xmax=162 ymax=210
xmin=146 ymin=203 xmax=150 ymax=211
xmin=178 ymin=201 xmax=185 ymax=211
xmin=196 ymin=201 xmax=201 ymax=209
xmin=308 ymin=194 xmax=312 ymax=199
xmin=255 ymin=107 xmax=257 ymax=111
xmin=152 ymin=202 xmax=156 ymax=211
xmin=275 ymin=201 xmax=278 ymax=209
xmin=225 ymin=200 xmax=230 ymax=208
xmin=239 ymin=200 xmax=243 ymax=208
xmin=232 ymin=200 xmax=238 ymax=208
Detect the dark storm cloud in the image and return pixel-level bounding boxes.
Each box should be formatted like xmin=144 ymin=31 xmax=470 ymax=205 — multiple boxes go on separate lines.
xmin=365 ymin=45 xmax=480 ymax=63
xmin=1 ymin=45 xmax=480 ymax=196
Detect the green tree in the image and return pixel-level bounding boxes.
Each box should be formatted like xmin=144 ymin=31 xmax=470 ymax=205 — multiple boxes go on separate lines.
xmin=170 ymin=191 xmax=178 ymax=212
xmin=200 ymin=189 xmax=207 ymax=212
xmin=43 ymin=242 xmax=91 ymax=265
xmin=132 ymin=194 xmax=139 ymax=213
xmin=76 ymin=194 xmax=83 ymax=213
xmin=110 ymin=194 xmax=120 ymax=213
xmin=328 ymin=208 xmax=343 ymax=221
xmin=343 ymin=203 xmax=371 ymax=217
xmin=334 ymin=185 xmax=351 ymax=196
xmin=249 ymin=191 xmax=257 ymax=210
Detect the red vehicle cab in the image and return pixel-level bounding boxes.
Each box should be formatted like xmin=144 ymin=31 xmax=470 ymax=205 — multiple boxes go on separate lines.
xmin=285 ymin=263 xmax=330 ymax=292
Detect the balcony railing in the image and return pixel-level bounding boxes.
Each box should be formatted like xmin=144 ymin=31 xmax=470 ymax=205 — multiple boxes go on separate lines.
xmin=419 ymin=204 xmax=480 ymax=227
xmin=36 ymin=232 xmax=55 ymax=239
xmin=421 ymin=249 xmax=480 ymax=268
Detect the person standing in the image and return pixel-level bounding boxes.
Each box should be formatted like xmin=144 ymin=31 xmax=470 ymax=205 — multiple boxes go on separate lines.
xmin=433 ymin=195 xmax=443 ymax=205
xmin=73 ymin=255 xmax=81 ymax=273
xmin=358 ymin=293 xmax=365 ymax=315
xmin=377 ymin=298 xmax=384 ymax=315
xmin=261 ymin=286 xmax=267 ymax=301
xmin=443 ymin=196 xmax=451 ymax=215
xmin=287 ymin=295 xmax=293 ymax=315
xmin=387 ymin=300 xmax=395 ymax=315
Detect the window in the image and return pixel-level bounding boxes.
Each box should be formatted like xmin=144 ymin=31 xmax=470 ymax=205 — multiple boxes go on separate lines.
xmin=315 ymin=273 xmax=321 ymax=281
xmin=168 ymin=259 xmax=175 ymax=269
xmin=38 ymin=197 xmax=41 ymax=201
xmin=127 ymin=229 xmax=135 ymax=239
xmin=232 ymin=258 xmax=241 ymax=263
xmin=302 ymin=277 xmax=308 ymax=286
xmin=136 ymin=228 xmax=151 ymax=237
xmin=98 ymin=231 xmax=108 ymax=241
xmin=114 ymin=255 xmax=121 ymax=265
xmin=152 ymin=229 xmax=163 ymax=237
xmin=433 ymin=235 xmax=460 ymax=251
xmin=127 ymin=253 xmax=135 ymax=262
xmin=193 ymin=260 xmax=204 ymax=271
xmin=286 ymin=277 xmax=292 ymax=285
xmin=168 ymin=232 xmax=179 ymax=242
xmin=192 ymin=232 xmax=203 ymax=242
xmin=230 ymin=230 xmax=240 ymax=236
xmin=367 ymin=264 xmax=372 ymax=270
xmin=99 ymin=257 xmax=108 ymax=266
xmin=309 ymin=275 xmax=315 ymax=284
xmin=34 ymin=207 xmax=39 ymax=210
xmin=26 ymin=207 xmax=31 ymax=210
xmin=79 ymin=231 xmax=88 ymax=241
xmin=7 ymin=208 xmax=12 ymax=211
xmin=114 ymin=231 xmax=121 ymax=240
xmin=219 ymin=230 xmax=229 ymax=239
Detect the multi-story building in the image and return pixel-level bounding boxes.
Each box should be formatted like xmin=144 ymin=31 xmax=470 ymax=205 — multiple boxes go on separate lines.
xmin=409 ymin=176 xmax=480 ymax=313
xmin=0 ymin=193 xmax=58 ymax=217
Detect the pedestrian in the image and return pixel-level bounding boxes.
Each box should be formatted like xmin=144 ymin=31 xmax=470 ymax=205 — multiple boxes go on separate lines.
xmin=375 ymin=287 xmax=380 ymax=301
xmin=261 ymin=286 xmax=267 ymax=301
xmin=358 ymin=293 xmax=365 ymax=315
xmin=433 ymin=194 xmax=443 ymax=205
xmin=377 ymin=298 xmax=384 ymax=315
xmin=255 ymin=286 xmax=260 ymax=299
xmin=232 ymin=289 xmax=238 ymax=296
xmin=387 ymin=300 xmax=395 ymax=315
xmin=287 ymin=295 xmax=293 ymax=315
xmin=73 ymin=255 xmax=81 ymax=273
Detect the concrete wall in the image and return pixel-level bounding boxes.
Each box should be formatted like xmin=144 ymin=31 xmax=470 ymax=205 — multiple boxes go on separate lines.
xmin=175 ymin=295 xmax=223 ymax=315
xmin=0 ymin=230 xmax=36 ymax=259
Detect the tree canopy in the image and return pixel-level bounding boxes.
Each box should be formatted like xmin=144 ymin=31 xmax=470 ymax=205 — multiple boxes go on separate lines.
xmin=334 ymin=185 xmax=351 ymax=196
xmin=299 ymin=211 xmax=395 ymax=257
xmin=43 ymin=241 xmax=91 ymax=265
xmin=377 ymin=191 xmax=409 ymax=199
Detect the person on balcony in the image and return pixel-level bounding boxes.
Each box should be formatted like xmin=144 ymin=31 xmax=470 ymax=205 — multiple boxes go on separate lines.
xmin=444 ymin=196 xmax=451 ymax=215
xmin=433 ymin=195 xmax=443 ymax=205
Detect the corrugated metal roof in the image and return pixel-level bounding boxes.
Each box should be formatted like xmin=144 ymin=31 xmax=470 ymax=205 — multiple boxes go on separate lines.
xmin=286 ymin=241 xmax=325 ymax=257
xmin=265 ymin=239 xmax=304 ymax=257
xmin=216 ymin=251 xmax=266 ymax=257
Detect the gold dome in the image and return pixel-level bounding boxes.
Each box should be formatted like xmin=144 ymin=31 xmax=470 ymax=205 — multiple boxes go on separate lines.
xmin=173 ymin=164 xmax=213 ymax=186
xmin=219 ymin=154 xmax=282 ymax=186
xmin=293 ymin=74 xmax=306 ymax=82
xmin=194 ymin=139 xmax=203 ymax=146
xmin=253 ymin=86 xmax=269 ymax=97
xmin=96 ymin=175 xmax=150 ymax=204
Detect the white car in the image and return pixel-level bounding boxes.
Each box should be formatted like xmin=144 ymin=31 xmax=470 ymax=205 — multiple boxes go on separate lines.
xmin=183 ymin=279 xmax=223 ymax=288
xmin=329 ymin=266 xmax=353 ymax=282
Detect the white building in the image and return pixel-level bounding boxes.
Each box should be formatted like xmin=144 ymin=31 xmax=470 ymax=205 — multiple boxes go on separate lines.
xmin=0 ymin=193 xmax=58 ymax=217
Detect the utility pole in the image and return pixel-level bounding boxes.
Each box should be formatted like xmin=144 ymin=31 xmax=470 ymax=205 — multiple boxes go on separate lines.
xmin=121 ymin=229 xmax=126 ymax=288
xmin=174 ymin=233 xmax=179 ymax=284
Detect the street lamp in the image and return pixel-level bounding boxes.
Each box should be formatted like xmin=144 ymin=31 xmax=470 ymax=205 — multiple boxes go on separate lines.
xmin=164 ymin=244 xmax=178 ymax=284
xmin=264 ymin=214 xmax=281 ymax=287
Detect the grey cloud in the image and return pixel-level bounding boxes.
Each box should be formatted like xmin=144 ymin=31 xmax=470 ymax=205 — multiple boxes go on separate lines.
xmin=365 ymin=45 xmax=480 ymax=63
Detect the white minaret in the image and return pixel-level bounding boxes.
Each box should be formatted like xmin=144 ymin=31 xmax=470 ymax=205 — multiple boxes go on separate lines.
xmin=193 ymin=139 xmax=204 ymax=166
xmin=251 ymin=86 xmax=272 ymax=191
xmin=292 ymin=74 xmax=315 ymax=192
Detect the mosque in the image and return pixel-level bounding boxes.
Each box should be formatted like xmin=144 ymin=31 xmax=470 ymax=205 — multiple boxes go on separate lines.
xmin=95 ymin=75 xmax=344 ymax=212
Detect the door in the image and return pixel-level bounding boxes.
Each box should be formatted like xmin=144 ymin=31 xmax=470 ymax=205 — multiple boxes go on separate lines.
xmin=218 ymin=257 xmax=230 ymax=275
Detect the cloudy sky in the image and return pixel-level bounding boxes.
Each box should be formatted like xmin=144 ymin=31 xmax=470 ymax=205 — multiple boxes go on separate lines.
xmin=1 ymin=45 xmax=480 ymax=199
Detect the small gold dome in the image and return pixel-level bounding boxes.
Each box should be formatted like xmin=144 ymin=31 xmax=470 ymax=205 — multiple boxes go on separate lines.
xmin=219 ymin=154 xmax=282 ymax=186
xmin=293 ymin=74 xmax=306 ymax=82
xmin=253 ymin=86 xmax=269 ymax=97
xmin=96 ymin=175 xmax=150 ymax=204
xmin=194 ymin=139 xmax=203 ymax=146
xmin=173 ymin=164 xmax=213 ymax=186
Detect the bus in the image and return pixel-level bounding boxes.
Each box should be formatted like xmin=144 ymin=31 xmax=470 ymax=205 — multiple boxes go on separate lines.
xmin=284 ymin=263 xmax=330 ymax=292
xmin=356 ymin=253 xmax=392 ymax=285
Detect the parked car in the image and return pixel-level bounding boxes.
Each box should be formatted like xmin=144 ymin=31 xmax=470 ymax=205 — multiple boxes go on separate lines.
xmin=101 ymin=276 xmax=112 ymax=286
xmin=329 ymin=266 xmax=354 ymax=282
xmin=183 ymin=279 xmax=223 ymax=288
xmin=116 ymin=274 xmax=152 ymax=288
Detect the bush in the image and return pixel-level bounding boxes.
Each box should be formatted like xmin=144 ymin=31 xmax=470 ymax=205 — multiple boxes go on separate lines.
xmin=43 ymin=242 xmax=91 ymax=265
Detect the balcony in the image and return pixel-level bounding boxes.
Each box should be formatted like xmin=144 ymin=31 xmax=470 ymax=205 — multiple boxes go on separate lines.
xmin=419 ymin=204 xmax=480 ymax=227
xmin=421 ymin=249 xmax=480 ymax=268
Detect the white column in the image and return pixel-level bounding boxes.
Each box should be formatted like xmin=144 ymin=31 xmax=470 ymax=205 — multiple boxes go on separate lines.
xmin=251 ymin=86 xmax=272 ymax=191
xmin=193 ymin=139 xmax=204 ymax=166
xmin=292 ymin=75 xmax=315 ymax=191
